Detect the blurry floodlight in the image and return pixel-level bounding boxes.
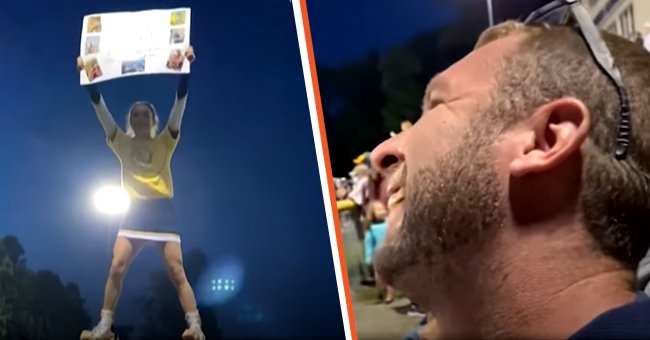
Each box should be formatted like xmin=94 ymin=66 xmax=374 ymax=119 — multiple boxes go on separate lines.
xmin=93 ymin=186 xmax=130 ymax=215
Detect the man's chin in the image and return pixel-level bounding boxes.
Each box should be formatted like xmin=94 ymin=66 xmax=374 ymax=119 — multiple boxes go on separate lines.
xmin=374 ymin=239 xmax=413 ymax=289
xmin=375 ymin=244 xmax=435 ymax=311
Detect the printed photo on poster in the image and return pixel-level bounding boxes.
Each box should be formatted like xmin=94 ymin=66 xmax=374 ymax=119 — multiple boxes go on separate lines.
xmin=170 ymin=28 xmax=185 ymax=44
xmin=87 ymin=15 xmax=102 ymax=33
xmin=121 ymin=58 xmax=145 ymax=74
xmin=170 ymin=10 xmax=187 ymax=26
xmin=166 ymin=49 xmax=184 ymax=70
xmin=85 ymin=36 xmax=100 ymax=55
xmin=84 ymin=57 xmax=103 ymax=81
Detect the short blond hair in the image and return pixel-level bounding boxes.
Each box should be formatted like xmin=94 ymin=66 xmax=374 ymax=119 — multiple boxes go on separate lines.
xmin=422 ymin=21 xmax=546 ymax=112
xmin=457 ymin=20 xmax=650 ymax=267
xmin=474 ymin=20 xmax=545 ymax=49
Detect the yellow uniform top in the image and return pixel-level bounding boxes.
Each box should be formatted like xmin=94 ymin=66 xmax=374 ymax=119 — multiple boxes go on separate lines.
xmin=108 ymin=128 xmax=179 ymax=199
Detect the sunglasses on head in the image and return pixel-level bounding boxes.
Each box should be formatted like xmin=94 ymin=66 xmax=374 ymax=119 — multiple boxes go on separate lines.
xmin=523 ymin=0 xmax=630 ymax=160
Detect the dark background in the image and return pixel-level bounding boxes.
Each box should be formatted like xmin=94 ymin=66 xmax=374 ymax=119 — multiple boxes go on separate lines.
xmin=306 ymin=0 xmax=549 ymax=177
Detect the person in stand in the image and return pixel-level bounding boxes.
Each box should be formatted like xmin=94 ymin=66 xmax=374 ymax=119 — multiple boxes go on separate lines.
xmin=364 ymin=201 xmax=394 ymax=303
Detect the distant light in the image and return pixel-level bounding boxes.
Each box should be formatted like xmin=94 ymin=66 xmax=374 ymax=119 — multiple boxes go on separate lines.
xmin=93 ymin=186 xmax=130 ymax=215
xmin=210 ymin=278 xmax=240 ymax=293
xmin=198 ymin=258 xmax=244 ymax=305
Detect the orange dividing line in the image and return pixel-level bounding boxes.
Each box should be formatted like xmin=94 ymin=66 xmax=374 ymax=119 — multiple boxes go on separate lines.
xmin=298 ymin=1 xmax=358 ymax=339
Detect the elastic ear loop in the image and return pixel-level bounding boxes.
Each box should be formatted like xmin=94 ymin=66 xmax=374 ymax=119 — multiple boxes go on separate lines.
xmin=569 ymin=3 xmax=630 ymax=160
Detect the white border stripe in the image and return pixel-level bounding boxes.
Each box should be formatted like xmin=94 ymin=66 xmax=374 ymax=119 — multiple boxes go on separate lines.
xmin=290 ymin=1 xmax=352 ymax=339
xmin=118 ymin=229 xmax=181 ymax=243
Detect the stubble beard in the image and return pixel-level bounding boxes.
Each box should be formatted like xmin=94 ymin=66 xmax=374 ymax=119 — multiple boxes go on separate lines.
xmin=374 ymin=125 xmax=505 ymax=308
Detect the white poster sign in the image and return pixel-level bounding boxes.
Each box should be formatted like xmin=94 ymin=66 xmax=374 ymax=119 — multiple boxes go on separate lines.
xmin=78 ymin=8 xmax=191 ymax=85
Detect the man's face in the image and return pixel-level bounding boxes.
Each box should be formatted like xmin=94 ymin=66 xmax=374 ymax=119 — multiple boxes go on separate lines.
xmin=372 ymin=36 xmax=522 ymax=307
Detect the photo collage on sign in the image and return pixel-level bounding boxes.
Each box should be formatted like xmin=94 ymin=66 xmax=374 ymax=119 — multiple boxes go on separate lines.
xmin=120 ymin=58 xmax=146 ymax=75
xmin=83 ymin=15 xmax=103 ymax=81
xmin=166 ymin=10 xmax=187 ymax=71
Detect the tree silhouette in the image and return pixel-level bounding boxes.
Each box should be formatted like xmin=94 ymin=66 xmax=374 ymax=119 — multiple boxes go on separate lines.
xmin=378 ymin=46 xmax=423 ymax=132
xmin=1 ymin=235 xmax=25 ymax=267
xmin=319 ymin=1 xmax=550 ymax=177
xmin=114 ymin=323 xmax=135 ymax=340
xmin=0 ymin=240 xmax=15 ymax=339
xmin=0 ymin=235 xmax=92 ymax=339
xmin=318 ymin=0 xmax=555 ymax=177
xmin=320 ymin=52 xmax=386 ymax=176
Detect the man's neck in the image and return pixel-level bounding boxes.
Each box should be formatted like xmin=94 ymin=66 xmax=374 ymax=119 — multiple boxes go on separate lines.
xmin=490 ymin=269 xmax=636 ymax=338
xmin=432 ymin=229 xmax=637 ymax=339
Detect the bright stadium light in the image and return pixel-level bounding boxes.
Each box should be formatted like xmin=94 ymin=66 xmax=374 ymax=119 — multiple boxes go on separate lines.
xmin=93 ymin=186 xmax=130 ymax=215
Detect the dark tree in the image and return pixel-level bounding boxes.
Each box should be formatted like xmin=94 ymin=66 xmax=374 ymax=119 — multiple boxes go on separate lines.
xmin=319 ymin=1 xmax=551 ymax=177
xmin=114 ymin=324 xmax=135 ymax=340
xmin=378 ymin=47 xmax=423 ymax=132
xmin=1 ymin=235 xmax=25 ymax=267
xmin=0 ymin=235 xmax=92 ymax=340
xmin=320 ymin=52 xmax=386 ymax=176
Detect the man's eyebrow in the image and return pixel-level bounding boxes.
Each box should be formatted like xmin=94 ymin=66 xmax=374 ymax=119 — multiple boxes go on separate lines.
xmin=422 ymin=73 xmax=446 ymax=111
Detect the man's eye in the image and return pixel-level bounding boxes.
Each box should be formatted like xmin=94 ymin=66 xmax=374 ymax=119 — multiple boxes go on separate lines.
xmin=430 ymin=99 xmax=443 ymax=109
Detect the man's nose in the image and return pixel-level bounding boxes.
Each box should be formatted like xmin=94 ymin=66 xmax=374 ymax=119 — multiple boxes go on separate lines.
xmin=371 ymin=133 xmax=405 ymax=174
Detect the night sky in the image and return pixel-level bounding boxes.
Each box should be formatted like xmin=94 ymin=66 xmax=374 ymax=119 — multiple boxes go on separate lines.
xmin=307 ymin=0 xmax=458 ymax=66
xmin=307 ymin=0 xmax=551 ymax=67
xmin=0 ymin=0 xmax=343 ymax=338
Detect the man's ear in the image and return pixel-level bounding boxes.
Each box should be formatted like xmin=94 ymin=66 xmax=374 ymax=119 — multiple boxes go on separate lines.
xmin=509 ymin=97 xmax=591 ymax=177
